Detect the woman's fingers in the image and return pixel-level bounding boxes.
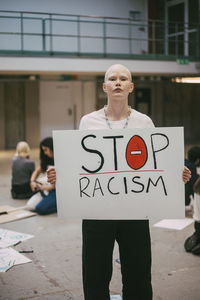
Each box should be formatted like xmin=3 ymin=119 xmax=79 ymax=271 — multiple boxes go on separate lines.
xmin=182 ymin=166 xmax=191 ymax=184
xmin=47 ymin=167 xmax=56 ymax=184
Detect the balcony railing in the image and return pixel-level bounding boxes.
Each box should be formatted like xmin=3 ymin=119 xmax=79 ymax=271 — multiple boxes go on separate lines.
xmin=0 ymin=10 xmax=199 ymax=60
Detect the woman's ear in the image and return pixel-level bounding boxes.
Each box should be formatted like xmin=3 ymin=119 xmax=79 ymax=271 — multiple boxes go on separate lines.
xmin=129 ymin=82 xmax=134 ymax=93
xmin=102 ymin=82 xmax=107 ymax=93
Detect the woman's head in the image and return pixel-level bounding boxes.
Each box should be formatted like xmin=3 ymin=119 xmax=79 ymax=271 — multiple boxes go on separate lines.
xmin=40 ymin=137 xmax=54 ymax=172
xmin=15 ymin=141 xmax=30 ymax=158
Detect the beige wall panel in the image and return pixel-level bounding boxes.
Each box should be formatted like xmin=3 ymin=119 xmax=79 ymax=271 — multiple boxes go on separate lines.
xmin=72 ymin=81 xmax=83 ymax=129
xmin=0 ymin=83 xmax=5 ymax=149
xmin=25 ymin=81 xmax=40 ymax=148
xmin=82 ymin=81 xmax=96 ymax=116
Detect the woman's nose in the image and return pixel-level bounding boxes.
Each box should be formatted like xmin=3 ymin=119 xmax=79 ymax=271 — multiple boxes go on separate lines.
xmin=116 ymin=79 xmax=121 ymax=85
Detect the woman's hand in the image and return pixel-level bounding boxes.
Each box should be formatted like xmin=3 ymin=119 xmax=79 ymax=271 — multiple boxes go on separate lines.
xmin=47 ymin=166 xmax=56 ymax=184
xmin=182 ymin=166 xmax=191 ymax=184
xmin=30 ymin=167 xmax=42 ymax=191
xmin=30 ymin=181 xmax=38 ymax=192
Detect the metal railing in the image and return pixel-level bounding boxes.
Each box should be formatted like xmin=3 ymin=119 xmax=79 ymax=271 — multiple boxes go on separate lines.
xmin=0 ymin=10 xmax=199 ymax=60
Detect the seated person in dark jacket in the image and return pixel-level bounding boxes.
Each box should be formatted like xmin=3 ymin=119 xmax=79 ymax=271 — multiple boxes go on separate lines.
xmin=184 ymin=146 xmax=200 ymax=254
xmin=184 ymin=146 xmax=200 ymax=206
xmin=11 ymin=141 xmax=35 ymax=199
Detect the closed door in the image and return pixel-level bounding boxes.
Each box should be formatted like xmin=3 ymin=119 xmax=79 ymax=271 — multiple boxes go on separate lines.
xmin=135 ymin=88 xmax=151 ymax=116
xmin=40 ymin=81 xmax=74 ymax=139
xmin=5 ymin=82 xmax=25 ymax=149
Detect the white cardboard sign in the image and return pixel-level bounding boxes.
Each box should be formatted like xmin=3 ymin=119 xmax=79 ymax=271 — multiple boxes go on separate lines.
xmin=53 ymin=127 xmax=185 ymax=222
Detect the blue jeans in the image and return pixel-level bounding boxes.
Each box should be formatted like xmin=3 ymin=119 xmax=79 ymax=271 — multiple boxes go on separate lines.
xmin=35 ymin=190 xmax=57 ymax=215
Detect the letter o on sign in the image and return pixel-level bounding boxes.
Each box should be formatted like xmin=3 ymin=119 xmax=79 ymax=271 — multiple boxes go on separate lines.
xmin=126 ymin=135 xmax=148 ymax=170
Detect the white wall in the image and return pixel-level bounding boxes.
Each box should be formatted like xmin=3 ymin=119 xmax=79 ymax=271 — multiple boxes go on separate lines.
xmin=0 ymin=0 xmax=147 ymax=18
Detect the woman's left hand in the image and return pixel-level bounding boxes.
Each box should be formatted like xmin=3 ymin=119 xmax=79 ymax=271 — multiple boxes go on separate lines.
xmin=182 ymin=166 xmax=191 ymax=183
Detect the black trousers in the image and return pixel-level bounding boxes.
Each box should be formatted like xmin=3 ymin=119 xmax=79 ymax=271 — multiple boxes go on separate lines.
xmin=11 ymin=182 xmax=34 ymax=199
xmin=82 ymin=220 xmax=152 ymax=300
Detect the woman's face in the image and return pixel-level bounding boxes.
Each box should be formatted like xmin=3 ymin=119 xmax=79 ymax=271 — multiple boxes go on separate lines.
xmin=42 ymin=146 xmax=53 ymax=158
xmin=102 ymin=65 xmax=134 ymax=102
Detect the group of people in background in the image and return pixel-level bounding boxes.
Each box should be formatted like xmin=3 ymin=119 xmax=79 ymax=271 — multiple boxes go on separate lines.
xmin=11 ymin=137 xmax=57 ymax=215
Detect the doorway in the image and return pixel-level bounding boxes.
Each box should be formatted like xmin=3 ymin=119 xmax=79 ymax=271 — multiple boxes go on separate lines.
xmin=135 ymin=88 xmax=151 ymax=116
xmin=165 ymin=0 xmax=199 ymax=57
xmin=5 ymin=82 xmax=25 ymax=149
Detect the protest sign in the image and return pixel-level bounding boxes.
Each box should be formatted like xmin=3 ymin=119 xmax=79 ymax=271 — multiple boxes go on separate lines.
xmin=53 ymin=127 xmax=184 ymax=222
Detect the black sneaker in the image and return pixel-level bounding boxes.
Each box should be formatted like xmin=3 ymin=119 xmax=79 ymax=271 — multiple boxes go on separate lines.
xmin=191 ymin=243 xmax=200 ymax=255
xmin=184 ymin=233 xmax=200 ymax=252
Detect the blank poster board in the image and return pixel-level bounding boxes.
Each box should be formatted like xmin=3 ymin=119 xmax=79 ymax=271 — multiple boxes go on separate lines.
xmin=0 ymin=206 xmax=36 ymax=224
xmin=53 ymin=127 xmax=185 ymax=222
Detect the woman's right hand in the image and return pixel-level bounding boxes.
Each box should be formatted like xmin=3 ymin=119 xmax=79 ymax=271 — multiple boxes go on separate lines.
xmin=47 ymin=166 xmax=56 ymax=184
xmin=30 ymin=181 xmax=39 ymax=192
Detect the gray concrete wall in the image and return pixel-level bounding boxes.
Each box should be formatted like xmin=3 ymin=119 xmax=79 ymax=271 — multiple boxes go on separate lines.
xmin=0 ymin=80 xmax=40 ymax=149
xmin=162 ymin=82 xmax=200 ymax=144
xmin=134 ymin=80 xmax=200 ymax=145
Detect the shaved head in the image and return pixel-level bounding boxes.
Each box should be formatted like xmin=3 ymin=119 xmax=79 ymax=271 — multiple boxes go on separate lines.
xmin=104 ymin=64 xmax=132 ymax=82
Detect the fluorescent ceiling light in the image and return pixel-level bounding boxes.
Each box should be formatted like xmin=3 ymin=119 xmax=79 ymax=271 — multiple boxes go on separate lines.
xmin=172 ymin=77 xmax=200 ymax=83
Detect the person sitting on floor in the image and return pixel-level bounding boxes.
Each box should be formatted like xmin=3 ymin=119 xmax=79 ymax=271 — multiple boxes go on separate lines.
xmin=185 ymin=175 xmax=200 ymax=255
xmin=28 ymin=137 xmax=57 ymax=215
xmin=184 ymin=146 xmax=200 ymax=210
xmin=11 ymin=141 xmax=35 ymax=199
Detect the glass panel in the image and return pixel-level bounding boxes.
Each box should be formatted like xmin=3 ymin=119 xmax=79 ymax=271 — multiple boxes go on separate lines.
xmin=107 ymin=39 xmax=130 ymax=54
xmin=168 ymin=3 xmax=184 ymax=23
xmin=80 ymin=37 xmax=103 ymax=53
xmin=168 ymin=35 xmax=184 ymax=56
xmin=0 ymin=35 xmax=21 ymax=50
xmin=188 ymin=0 xmax=199 ymax=57
xmin=168 ymin=2 xmax=184 ymax=56
xmin=189 ymin=0 xmax=199 ymax=24
xmin=189 ymin=32 xmax=198 ymax=56
xmin=24 ymin=35 xmax=43 ymax=51
xmin=52 ymin=37 xmax=78 ymax=52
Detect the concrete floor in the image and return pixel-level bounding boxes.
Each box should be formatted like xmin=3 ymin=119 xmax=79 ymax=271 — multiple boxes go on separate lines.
xmin=0 ymin=149 xmax=200 ymax=300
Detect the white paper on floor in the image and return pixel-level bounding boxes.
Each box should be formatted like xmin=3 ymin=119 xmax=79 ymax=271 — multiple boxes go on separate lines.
xmin=0 ymin=247 xmax=32 ymax=272
xmin=0 ymin=228 xmax=34 ymax=248
xmin=153 ymin=218 xmax=194 ymax=230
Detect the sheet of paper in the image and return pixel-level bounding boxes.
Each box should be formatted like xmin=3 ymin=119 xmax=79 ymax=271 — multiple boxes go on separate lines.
xmin=0 ymin=247 xmax=32 ymax=272
xmin=153 ymin=218 xmax=194 ymax=230
xmin=0 ymin=228 xmax=34 ymax=248
xmin=0 ymin=205 xmax=36 ymax=224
